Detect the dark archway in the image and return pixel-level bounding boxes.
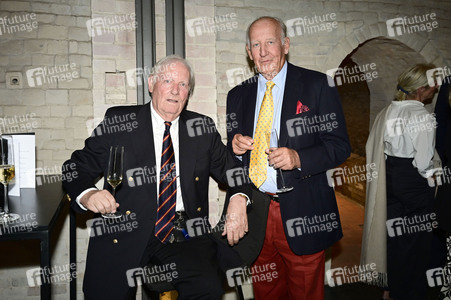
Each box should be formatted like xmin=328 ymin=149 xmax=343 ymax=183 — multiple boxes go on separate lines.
xmin=332 ymin=37 xmax=427 ymax=206
xmin=337 ymin=56 xmax=371 ymax=157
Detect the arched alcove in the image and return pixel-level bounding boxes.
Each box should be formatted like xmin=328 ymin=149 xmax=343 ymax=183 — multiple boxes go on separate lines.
xmin=333 ymin=37 xmax=428 ymax=205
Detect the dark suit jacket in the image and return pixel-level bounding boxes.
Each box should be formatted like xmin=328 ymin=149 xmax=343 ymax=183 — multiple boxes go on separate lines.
xmin=226 ymin=62 xmax=351 ymax=255
xmin=434 ymin=76 xmax=451 ymax=232
xmin=63 ymin=102 xmax=250 ymax=299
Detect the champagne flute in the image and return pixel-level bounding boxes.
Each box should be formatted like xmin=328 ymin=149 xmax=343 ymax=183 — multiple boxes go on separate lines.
xmin=0 ymin=135 xmax=20 ymax=223
xmin=102 ymin=146 xmax=124 ymax=219
xmin=266 ymin=129 xmax=294 ymax=193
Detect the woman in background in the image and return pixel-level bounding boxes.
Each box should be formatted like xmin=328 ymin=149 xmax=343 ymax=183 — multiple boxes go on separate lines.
xmin=361 ymin=64 xmax=439 ymax=300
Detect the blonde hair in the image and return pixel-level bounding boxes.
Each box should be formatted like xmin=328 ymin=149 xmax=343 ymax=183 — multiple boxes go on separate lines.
xmin=394 ymin=63 xmax=436 ymax=101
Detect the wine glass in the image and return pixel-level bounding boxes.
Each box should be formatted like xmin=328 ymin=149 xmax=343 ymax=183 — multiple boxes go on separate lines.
xmin=0 ymin=135 xmax=20 ymax=223
xmin=102 ymin=146 xmax=124 ymax=219
xmin=266 ymin=129 xmax=293 ymax=193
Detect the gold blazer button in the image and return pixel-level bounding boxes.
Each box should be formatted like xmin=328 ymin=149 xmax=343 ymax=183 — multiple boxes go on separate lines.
xmin=113 ymin=239 xmax=118 ymax=244
xmin=197 ymin=207 xmax=202 ymax=212
xmin=195 ymin=176 xmax=199 ymax=181
xmin=125 ymin=210 xmax=131 ymax=215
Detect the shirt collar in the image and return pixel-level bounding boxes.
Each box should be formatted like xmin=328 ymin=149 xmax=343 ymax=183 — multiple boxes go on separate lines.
xmin=150 ymin=102 xmax=180 ymax=128
xmin=258 ymin=61 xmax=288 ymax=89
xmin=391 ymin=100 xmax=424 ymax=107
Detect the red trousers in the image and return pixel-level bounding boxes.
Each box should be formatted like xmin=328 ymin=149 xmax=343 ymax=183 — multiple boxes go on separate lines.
xmin=252 ymin=200 xmax=325 ymax=300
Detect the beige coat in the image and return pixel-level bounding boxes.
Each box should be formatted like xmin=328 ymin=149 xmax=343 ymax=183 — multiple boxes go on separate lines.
xmin=360 ymin=105 xmax=389 ymax=287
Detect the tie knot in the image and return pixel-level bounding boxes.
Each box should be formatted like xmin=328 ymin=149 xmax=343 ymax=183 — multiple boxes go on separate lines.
xmin=164 ymin=121 xmax=172 ymax=129
xmin=266 ymin=81 xmax=275 ymax=90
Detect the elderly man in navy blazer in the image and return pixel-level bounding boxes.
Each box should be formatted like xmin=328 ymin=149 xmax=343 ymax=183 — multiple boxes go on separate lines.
xmin=63 ymin=55 xmax=251 ymax=299
xmin=227 ymin=16 xmax=351 ymax=299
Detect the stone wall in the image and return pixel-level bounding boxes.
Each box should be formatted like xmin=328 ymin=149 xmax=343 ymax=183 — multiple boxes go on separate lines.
xmin=0 ymin=0 xmax=92 ymax=299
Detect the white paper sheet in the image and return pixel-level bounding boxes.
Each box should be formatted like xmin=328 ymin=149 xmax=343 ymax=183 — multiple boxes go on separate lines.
xmin=15 ymin=134 xmax=36 ymax=188
xmin=7 ymin=133 xmax=36 ymax=196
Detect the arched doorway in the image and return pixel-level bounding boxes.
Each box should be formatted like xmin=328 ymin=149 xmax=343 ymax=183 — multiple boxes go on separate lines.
xmin=332 ymin=37 xmax=428 ymax=206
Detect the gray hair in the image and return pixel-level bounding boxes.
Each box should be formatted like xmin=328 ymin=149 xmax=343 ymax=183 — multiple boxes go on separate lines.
xmin=246 ymin=16 xmax=287 ymax=48
xmin=149 ymin=55 xmax=195 ymax=98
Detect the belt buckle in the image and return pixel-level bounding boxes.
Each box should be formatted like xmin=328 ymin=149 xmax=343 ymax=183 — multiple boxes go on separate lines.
xmin=168 ymin=233 xmax=176 ymax=244
xmin=266 ymin=192 xmax=279 ymax=202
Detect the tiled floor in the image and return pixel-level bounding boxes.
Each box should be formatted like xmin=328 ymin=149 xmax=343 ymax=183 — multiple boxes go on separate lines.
xmin=331 ymin=192 xmax=365 ymax=269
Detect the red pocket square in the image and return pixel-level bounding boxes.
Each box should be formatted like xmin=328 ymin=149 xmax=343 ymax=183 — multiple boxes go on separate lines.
xmin=296 ymin=101 xmax=310 ymax=114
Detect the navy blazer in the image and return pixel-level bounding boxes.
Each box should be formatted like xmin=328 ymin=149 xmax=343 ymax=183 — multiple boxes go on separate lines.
xmin=226 ymin=63 xmax=351 ymax=255
xmin=63 ymin=102 xmax=250 ymax=298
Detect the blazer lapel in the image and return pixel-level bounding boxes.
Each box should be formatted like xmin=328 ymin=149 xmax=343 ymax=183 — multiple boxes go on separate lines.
xmin=243 ymin=77 xmax=259 ymax=138
xmin=279 ymin=63 xmax=304 ymax=147
xmin=239 ymin=78 xmax=258 ymax=167
xmin=132 ymin=103 xmax=156 ymax=170
xmin=179 ymin=111 xmax=197 ymax=209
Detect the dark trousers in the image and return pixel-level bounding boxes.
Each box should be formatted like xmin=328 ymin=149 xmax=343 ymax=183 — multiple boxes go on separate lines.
xmin=386 ymin=156 xmax=435 ymax=300
xmin=142 ymin=234 xmax=227 ymax=300
xmin=85 ymin=234 xmax=232 ymax=300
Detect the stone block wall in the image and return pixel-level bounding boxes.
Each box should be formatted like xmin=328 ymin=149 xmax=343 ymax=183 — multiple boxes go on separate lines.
xmin=0 ymin=0 xmax=91 ymax=299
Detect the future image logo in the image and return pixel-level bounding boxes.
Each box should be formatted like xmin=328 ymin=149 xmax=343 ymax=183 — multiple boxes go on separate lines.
xmin=386 ymin=213 xmax=438 ymax=237
xmin=36 ymin=163 xmax=78 ymax=186
xmin=186 ymin=13 xmax=238 ymax=37
xmin=426 ymin=267 xmax=446 ymax=287
xmin=386 ymin=13 xmax=438 ymax=37
xmin=88 ymin=113 xmax=139 ymax=137
xmin=126 ymin=263 xmax=178 ymax=287
xmin=326 ymin=264 xmax=378 ymax=287
xmin=226 ymin=167 xmax=251 ymax=187
xmin=226 ymin=66 xmax=257 ymax=88
xmin=286 ymin=13 xmax=337 ymax=37
xmin=286 ymin=213 xmax=339 ymax=237
xmin=286 ymin=113 xmax=338 ymax=137
xmin=326 ymin=163 xmax=378 ymax=188
xmin=86 ymin=13 xmax=136 ymax=37
xmin=26 ymin=263 xmax=77 ymax=287
xmin=326 ymin=63 xmax=378 ymax=87
xmin=385 ymin=113 xmax=436 ymax=138
xmin=426 ymin=67 xmax=451 ymax=87
xmin=186 ymin=217 xmax=210 ymax=237
xmin=226 ymin=263 xmax=278 ymax=287
xmin=86 ymin=214 xmax=139 ymax=237
xmin=26 ymin=63 xmax=79 ymax=87
xmin=186 ymin=117 xmax=216 ymax=137
xmin=0 ymin=113 xmax=38 ymax=135
xmin=0 ymin=13 xmax=38 ymax=36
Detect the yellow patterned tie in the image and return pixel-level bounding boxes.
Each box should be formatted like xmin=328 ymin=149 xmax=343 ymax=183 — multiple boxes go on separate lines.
xmin=250 ymin=81 xmax=275 ymax=188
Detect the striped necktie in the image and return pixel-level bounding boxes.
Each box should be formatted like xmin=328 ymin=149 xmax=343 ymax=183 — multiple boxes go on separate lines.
xmin=155 ymin=121 xmax=177 ymax=243
xmin=250 ymin=81 xmax=275 ymax=188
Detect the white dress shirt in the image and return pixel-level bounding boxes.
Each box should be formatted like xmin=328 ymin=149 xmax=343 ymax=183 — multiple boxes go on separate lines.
xmin=384 ymin=100 xmax=437 ymax=178
xmin=253 ymin=62 xmax=287 ymax=193
xmin=76 ymin=104 xmax=185 ymax=211
xmin=150 ymin=104 xmax=184 ymax=211
xmin=77 ymin=105 xmax=248 ymax=210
